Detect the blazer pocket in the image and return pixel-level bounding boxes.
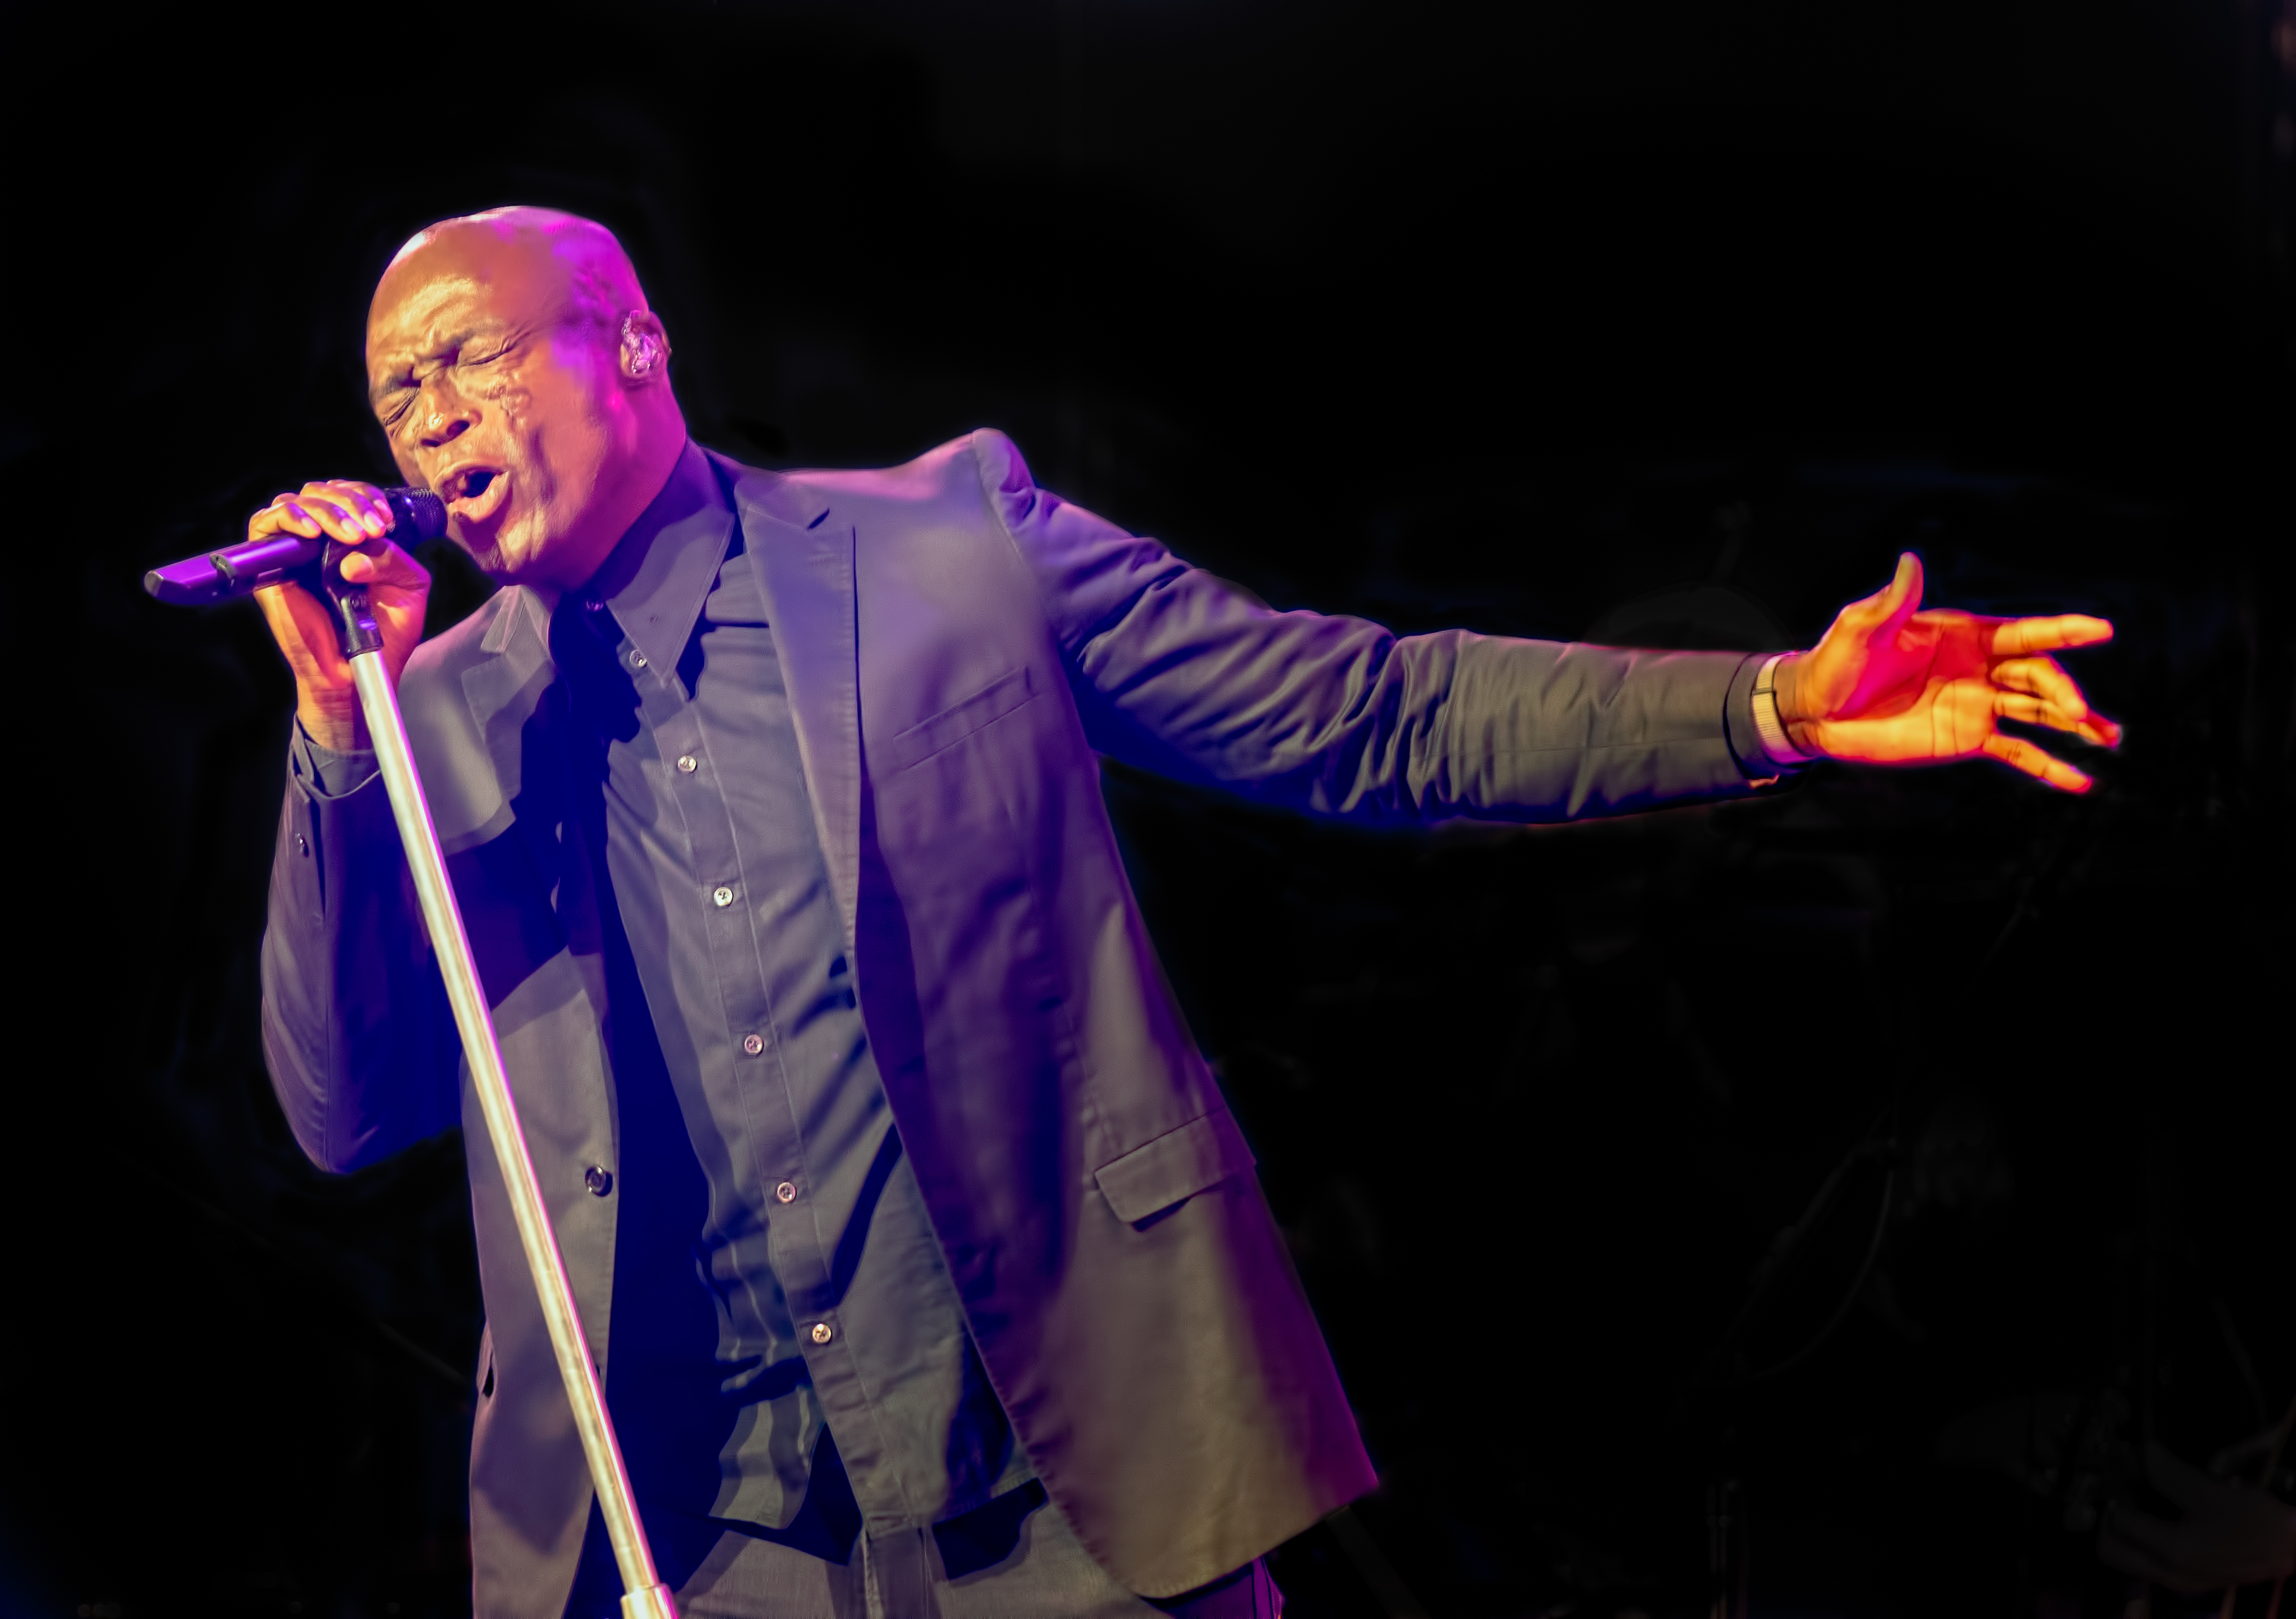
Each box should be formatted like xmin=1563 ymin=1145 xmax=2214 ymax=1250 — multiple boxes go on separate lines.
xmin=1094 ymin=1106 xmax=1257 ymax=1226
xmin=882 ymin=667 xmax=1037 ymax=774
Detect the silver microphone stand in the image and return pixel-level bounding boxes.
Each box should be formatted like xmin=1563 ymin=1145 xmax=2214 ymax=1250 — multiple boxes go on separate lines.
xmin=322 ymin=551 xmax=678 ymax=1619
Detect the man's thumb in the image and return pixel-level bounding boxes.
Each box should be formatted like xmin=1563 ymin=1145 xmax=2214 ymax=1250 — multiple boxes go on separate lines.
xmin=1873 ymin=552 xmax=1923 ymax=634
xmin=1882 ymin=553 xmax=1919 ymax=615
xmin=339 ymin=542 xmax=426 ymax=589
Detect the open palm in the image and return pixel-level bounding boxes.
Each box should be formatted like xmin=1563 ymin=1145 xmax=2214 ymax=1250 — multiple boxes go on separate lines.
xmin=1786 ymin=555 xmax=2120 ymax=793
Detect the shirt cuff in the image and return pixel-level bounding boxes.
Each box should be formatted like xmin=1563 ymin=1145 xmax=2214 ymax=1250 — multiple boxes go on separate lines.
xmin=1750 ymin=653 xmax=1822 ymax=769
xmin=1726 ymin=652 xmax=1809 ymax=785
xmin=290 ymin=718 xmax=381 ymax=800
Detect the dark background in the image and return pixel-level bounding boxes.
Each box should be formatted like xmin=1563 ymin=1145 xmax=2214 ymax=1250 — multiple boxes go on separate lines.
xmin=2 ymin=2 xmax=2290 ymax=1615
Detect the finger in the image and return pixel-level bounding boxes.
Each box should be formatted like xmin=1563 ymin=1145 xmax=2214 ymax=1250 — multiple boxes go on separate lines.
xmin=1982 ymin=731 xmax=2094 ymax=793
xmin=290 ymin=493 xmax=375 ymax=544
xmin=307 ymin=477 xmax=392 ymax=533
xmin=1990 ymin=691 xmax=2122 ymax=747
xmin=1842 ymin=551 xmax=1923 ymax=634
xmin=303 ymin=479 xmax=389 ymax=504
xmin=299 ymin=481 xmax=388 ymax=541
xmin=259 ymin=496 xmax=330 ymax=540
xmin=1991 ymin=691 xmax=2070 ymax=731
xmin=309 ymin=479 xmax=395 ymax=537
xmin=1880 ymin=552 xmax=1924 ymax=632
xmin=317 ymin=479 xmax=398 ymax=536
xmin=297 ymin=480 xmax=371 ymax=518
xmin=1992 ymin=655 xmax=2083 ymax=709
xmin=338 ymin=539 xmax=431 ymax=591
xmin=254 ymin=491 xmax=320 ymax=536
xmin=1995 ymin=655 xmax=2124 ymax=745
xmin=1988 ymin=614 xmax=2115 ymax=656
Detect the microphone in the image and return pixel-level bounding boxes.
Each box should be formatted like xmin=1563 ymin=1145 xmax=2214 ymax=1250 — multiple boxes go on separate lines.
xmin=143 ymin=486 xmax=449 ymax=606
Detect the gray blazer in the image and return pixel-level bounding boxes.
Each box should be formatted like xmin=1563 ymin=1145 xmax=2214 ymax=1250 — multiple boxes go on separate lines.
xmin=260 ymin=431 xmax=1775 ymax=1614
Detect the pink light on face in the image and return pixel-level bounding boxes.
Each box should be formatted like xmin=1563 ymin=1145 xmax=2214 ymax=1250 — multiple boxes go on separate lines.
xmin=364 ymin=207 xmax=686 ymax=596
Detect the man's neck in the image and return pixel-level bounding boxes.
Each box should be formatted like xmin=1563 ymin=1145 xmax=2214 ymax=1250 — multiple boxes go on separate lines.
xmin=517 ymin=416 xmax=690 ymax=606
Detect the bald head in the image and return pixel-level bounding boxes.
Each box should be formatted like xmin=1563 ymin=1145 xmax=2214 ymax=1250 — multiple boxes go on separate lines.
xmin=375 ymin=206 xmax=650 ymax=338
xmin=365 ymin=206 xmax=684 ymax=593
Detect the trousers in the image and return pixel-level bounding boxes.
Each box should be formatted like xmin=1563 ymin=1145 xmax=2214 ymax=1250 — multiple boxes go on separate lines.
xmin=566 ymin=1492 xmax=1284 ymax=1619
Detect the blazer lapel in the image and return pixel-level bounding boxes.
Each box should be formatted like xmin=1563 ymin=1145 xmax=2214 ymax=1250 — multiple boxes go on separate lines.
xmin=416 ymin=584 xmax=558 ymax=854
xmin=713 ymin=454 xmax=861 ymax=955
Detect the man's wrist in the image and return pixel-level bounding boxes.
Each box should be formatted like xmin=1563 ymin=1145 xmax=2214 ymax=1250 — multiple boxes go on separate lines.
xmin=1754 ymin=653 xmax=1823 ymax=766
xmin=1777 ymin=652 xmax=1826 ymax=757
xmin=1772 ymin=653 xmax=1804 ymax=725
xmin=297 ymin=694 xmax=368 ymax=755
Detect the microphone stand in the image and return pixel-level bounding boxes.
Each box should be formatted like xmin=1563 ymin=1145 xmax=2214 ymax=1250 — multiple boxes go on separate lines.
xmin=319 ymin=547 xmax=677 ymax=1619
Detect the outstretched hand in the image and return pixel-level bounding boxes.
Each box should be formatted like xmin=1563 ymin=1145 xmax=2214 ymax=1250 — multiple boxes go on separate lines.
xmin=1775 ymin=554 xmax=2120 ymax=792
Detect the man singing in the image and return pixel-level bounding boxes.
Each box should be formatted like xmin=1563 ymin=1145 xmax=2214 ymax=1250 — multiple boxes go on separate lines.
xmin=253 ymin=208 xmax=2118 ymax=1619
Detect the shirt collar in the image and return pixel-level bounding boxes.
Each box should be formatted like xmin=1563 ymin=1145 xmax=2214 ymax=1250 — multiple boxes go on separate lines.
xmin=574 ymin=439 xmax=737 ymax=683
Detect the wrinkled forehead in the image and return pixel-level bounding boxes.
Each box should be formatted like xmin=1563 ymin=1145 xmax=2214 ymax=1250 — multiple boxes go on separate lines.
xmin=369 ymin=232 xmax=562 ymax=350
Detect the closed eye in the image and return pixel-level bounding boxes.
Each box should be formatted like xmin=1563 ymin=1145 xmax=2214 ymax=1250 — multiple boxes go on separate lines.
xmin=459 ymin=335 xmax=521 ymax=370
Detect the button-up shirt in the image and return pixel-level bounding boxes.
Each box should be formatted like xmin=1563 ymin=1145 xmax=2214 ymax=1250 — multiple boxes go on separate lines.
xmin=307 ymin=442 xmax=1030 ymax=1555
xmin=300 ymin=439 xmax=1810 ymax=1576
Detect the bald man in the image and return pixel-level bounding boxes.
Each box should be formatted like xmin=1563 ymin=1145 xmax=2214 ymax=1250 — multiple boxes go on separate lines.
xmin=251 ymin=208 xmax=2118 ymax=1619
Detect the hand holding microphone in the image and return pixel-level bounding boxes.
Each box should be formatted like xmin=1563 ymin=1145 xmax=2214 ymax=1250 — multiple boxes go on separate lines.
xmin=170 ymin=480 xmax=441 ymax=752
xmin=251 ymin=481 xmax=436 ymax=753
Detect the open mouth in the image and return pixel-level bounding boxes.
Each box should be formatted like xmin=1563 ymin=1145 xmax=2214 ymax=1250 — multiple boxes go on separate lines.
xmin=442 ymin=466 xmax=509 ymax=522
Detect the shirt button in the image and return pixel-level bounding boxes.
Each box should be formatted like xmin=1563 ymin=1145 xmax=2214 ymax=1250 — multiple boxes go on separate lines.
xmin=584 ymin=598 xmax=608 ymax=613
xmin=810 ymin=1322 xmax=834 ymax=1345
xmin=294 ymin=833 xmax=309 ymax=856
xmin=676 ymin=755 xmax=698 ymax=774
xmin=776 ymin=1181 xmax=797 ymax=1204
xmin=630 ymin=650 xmax=647 ymax=669
xmin=583 ymin=1165 xmax=613 ymax=1196
xmin=712 ymin=885 xmax=736 ymax=908
xmin=742 ymin=1033 xmax=765 ymax=1056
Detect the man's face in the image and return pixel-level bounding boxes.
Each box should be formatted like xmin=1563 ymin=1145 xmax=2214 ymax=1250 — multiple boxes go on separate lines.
xmin=367 ymin=230 xmax=639 ymax=585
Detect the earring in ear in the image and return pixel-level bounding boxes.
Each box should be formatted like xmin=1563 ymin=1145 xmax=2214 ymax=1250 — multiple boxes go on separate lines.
xmin=621 ymin=315 xmax=666 ymax=377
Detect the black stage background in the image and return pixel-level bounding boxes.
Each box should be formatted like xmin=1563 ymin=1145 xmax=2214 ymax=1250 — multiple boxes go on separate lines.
xmin=2 ymin=4 xmax=2290 ymax=1615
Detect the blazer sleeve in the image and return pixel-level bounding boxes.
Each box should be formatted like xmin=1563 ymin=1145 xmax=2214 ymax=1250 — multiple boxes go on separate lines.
xmin=259 ymin=728 xmax=462 ymax=1172
xmin=969 ymin=430 xmax=1778 ymax=823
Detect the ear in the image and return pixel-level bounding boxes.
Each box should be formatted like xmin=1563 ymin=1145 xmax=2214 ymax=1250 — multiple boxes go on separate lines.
xmin=618 ymin=311 xmax=672 ymax=384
